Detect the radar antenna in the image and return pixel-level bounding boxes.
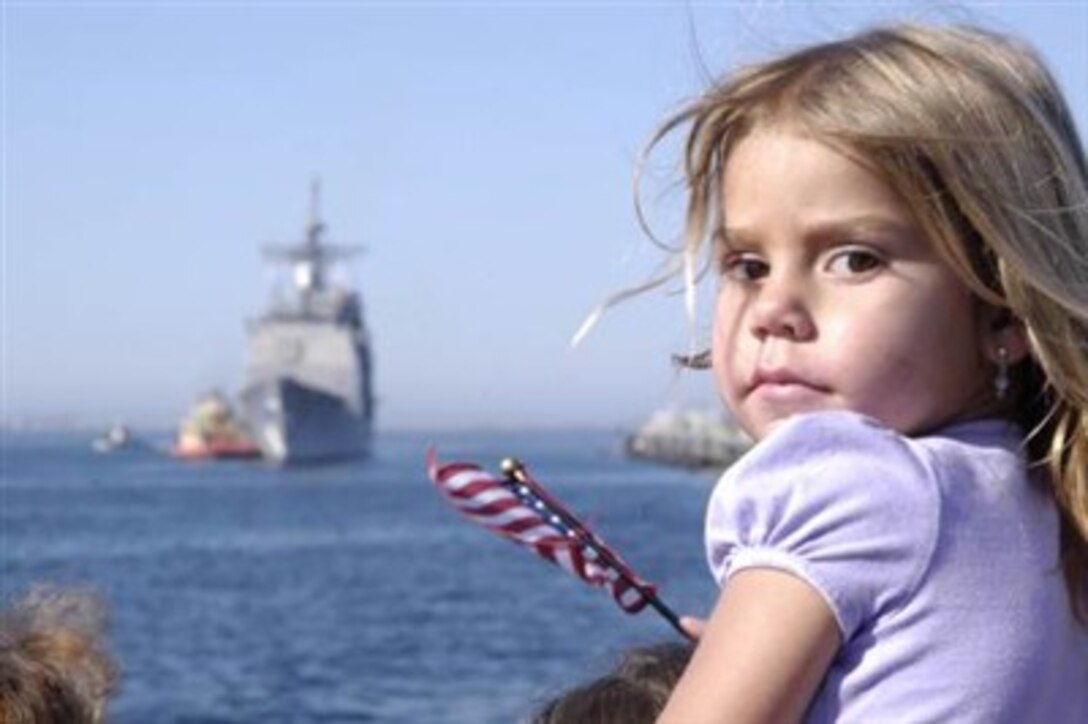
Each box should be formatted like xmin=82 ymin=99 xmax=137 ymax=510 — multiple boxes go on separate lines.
xmin=259 ymin=180 xmax=363 ymax=316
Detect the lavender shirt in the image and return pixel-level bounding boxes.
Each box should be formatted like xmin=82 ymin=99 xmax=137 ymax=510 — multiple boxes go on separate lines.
xmin=705 ymin=411 xmax=1088 ymax=722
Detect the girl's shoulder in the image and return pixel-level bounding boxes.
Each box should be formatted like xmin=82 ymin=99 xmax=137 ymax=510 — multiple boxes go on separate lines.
xmin=720 ymin=410 xmax=940 ymax=506
xmin=710 ymin=411 xmax=943 ymax=536
xmin=706 ymin=410 xmax=1029 ymax=637
xmin=732 ymin=410 xmax=918 ymax=473
xmin=706 ymin=411 xmax=941 ymax=635
xmin=729 ymin=409 xmax=1022 ymax=484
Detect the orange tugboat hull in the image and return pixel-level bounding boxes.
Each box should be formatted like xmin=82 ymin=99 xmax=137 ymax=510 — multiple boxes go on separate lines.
xmin=171 ymin=439 xmax=262 ymax=461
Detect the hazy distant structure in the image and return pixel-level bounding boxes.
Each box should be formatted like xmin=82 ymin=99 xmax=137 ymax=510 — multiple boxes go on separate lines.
xmin=239 ymin=182 xmax=374 ymax=464
xmin=625 ymin=409 xmax=750 ymax=469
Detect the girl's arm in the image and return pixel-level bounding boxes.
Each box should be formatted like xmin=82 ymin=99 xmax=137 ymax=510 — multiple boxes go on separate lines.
xmin=657 ymin=568 xmax=840 ymax=724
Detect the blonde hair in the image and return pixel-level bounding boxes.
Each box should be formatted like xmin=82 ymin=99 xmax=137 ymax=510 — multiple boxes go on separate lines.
xmin=647 ymin=24 xmax=1088 ymax=616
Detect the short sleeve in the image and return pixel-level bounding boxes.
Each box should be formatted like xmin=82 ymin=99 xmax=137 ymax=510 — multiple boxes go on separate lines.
xmin=705 ymin=411 xmax=940 ymax=640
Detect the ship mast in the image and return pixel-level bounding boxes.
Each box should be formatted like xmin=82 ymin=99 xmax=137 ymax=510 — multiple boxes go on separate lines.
xmin=305 ymin=178 xmax=328 ymax=291
xmin=262 ymin=179 xmax=363 ymax=316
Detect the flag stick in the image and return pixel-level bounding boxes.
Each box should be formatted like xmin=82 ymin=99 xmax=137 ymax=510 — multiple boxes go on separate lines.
xmin=501 ymin=457 xmax=694 ymax=642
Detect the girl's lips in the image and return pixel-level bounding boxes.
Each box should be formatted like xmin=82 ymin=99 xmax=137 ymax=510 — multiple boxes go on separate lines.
xmin=744 ymin=369 xmax=833 ymax=409
xmin=750 ymin=380 xmax=828 ymax=402
xmin=748 ymin=369 xmax=829 ymax=395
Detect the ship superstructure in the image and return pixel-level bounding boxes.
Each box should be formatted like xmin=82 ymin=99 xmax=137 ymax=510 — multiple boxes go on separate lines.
xmin=239 ymin=183 xmax=374 ymax=463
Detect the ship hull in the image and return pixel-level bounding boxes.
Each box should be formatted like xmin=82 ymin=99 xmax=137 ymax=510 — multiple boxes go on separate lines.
xmin=240 ymin=377 xmax=370 ymax=464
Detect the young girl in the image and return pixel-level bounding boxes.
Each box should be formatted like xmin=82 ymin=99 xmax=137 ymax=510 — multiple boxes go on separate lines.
xmin=641 ymin=23 xmax=1088 ymax=722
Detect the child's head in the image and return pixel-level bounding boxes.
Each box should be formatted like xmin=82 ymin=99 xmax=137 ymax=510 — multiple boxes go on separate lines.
xmin=650 ymin=23 xmax=1088 ymax=604
xmin=529 ymin=641 xmax=693 ymax=724
xmin=712 ymin=126 xmax=1012 ymax=441
xmin=0 ymin=586 xmax=118 ymax=724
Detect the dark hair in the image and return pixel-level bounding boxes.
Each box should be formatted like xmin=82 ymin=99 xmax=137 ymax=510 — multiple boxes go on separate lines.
xmin=0 ymin=586 xmax=118 ymax=724
xmin=530 ymin=642 xmax=693 ymax=724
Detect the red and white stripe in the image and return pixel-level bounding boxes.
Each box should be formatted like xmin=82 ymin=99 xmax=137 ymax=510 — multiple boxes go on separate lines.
xmin=427 ymin=449 xmax=653 ymax=613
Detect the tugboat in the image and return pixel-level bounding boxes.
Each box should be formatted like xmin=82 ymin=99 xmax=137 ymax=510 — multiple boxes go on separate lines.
xmin=172 ymin=391 xmax=262 ymax=460
xmin=238 ymin=182 xmax=374 ymax=464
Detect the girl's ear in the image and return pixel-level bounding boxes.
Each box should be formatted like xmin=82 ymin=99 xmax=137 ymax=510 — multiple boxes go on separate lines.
xmin=982 ymin=308 xmax=1030 ymax=365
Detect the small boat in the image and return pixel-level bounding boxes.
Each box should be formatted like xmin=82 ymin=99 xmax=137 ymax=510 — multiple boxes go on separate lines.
xmin=171 ymin=391 xmax=262 ymax=461
xmin=91 ymin=424 xmax=135 ymax=454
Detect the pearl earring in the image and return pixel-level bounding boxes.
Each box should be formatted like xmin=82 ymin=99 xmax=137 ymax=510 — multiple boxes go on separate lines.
xmin=994 ymin=346 xmax=1010 ymax=400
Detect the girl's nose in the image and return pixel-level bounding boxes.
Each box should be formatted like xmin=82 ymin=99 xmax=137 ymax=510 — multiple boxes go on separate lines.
xmin=748 ymin=280 xmax=816 ymax=341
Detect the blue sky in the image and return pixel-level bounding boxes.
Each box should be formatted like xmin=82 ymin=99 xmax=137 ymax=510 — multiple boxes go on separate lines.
xmin=4 ymin=1 xmax=1087 ymax=430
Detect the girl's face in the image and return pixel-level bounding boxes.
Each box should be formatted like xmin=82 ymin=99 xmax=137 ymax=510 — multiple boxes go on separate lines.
xmin=714 ymin=129 xmax=998 ymax=441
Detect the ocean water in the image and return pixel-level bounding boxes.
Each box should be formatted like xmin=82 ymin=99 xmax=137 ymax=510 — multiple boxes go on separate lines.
xmin=0 ymin=430 xmax=718 ymax=723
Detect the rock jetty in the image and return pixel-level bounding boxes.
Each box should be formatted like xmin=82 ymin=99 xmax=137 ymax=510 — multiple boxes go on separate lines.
xmin=625 ymin=409 xmax=751 ymax=470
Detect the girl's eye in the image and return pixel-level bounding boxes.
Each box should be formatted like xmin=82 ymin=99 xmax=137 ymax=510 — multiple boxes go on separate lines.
xmin=826 ymin=248 xmax=883 ymax=276
xmin=721 ymin=254 xmax=769 ymax=282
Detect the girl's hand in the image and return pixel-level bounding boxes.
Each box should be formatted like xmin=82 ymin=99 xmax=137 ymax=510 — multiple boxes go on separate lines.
xmin=680 ymin=616 xmax=706 ymax=641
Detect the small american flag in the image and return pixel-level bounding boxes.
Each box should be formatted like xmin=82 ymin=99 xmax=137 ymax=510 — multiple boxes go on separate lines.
xmin=426 ymin=448 xmax=658 ymax=614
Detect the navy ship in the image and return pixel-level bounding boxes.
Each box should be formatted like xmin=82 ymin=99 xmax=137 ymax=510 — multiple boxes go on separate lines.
xmin=239 ymin=183 xmax=374 ymax=464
